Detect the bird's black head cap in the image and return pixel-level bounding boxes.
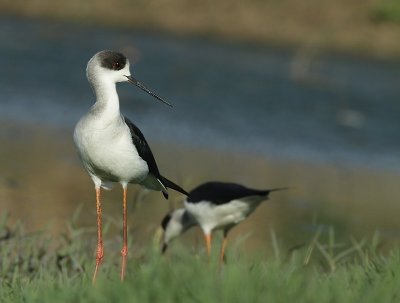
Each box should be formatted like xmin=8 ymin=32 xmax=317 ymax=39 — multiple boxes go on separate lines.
xmin=99 ymin=50 xmax=127 ymax=71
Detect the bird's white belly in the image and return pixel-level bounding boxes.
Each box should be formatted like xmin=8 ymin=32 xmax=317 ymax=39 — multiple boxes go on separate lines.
xmin=184 ymin=200 xmax=254 ymax=234
xmin=74 ymin=120 xmax=148 ymax=183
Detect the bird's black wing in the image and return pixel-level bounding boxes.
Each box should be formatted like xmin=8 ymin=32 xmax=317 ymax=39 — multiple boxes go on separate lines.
xmin=123 ymin=116 xmax=161 ymax=178
xmin=124 ymin=116 xmax=189 ymax=197
xmin=187 ymin=182 xmax=273 ymax=205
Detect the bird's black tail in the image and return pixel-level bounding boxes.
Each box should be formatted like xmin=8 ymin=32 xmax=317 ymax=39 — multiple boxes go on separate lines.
xmin=261 ymin=187 xmax=291 ymax=196
xmin=159 ymin=176 xmax=189 ymax=199
xmin=269 ymin=187 xmax=291 ymax=193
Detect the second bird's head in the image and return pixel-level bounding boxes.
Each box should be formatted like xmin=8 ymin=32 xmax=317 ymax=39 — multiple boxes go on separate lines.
xmin=160 ymin=208 xmax=197 ymax=254
xmin=86 ymin=50 xmax=172 ymax=107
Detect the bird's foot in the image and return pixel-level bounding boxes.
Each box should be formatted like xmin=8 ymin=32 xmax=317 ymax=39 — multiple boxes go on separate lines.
xmin=92 ymin=243 xmax=104 ymax=284
xmin=120 ymin=246 xmax=128 ymax=281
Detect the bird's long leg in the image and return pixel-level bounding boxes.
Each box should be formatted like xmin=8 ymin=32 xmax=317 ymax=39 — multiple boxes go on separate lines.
xmin=219 ymin=229 xmax=229 ymax=265
xmin=93 ymin=187 xmax=104 ymax=284
xmin=204 ymin=233 xmax=212 ymax=258
xmin=120 ymin=184 xmax=128 ymax=281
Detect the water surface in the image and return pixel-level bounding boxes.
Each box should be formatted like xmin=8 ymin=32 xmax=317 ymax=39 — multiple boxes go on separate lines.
xmin=0 ymin=17 xmax=399 ymax=171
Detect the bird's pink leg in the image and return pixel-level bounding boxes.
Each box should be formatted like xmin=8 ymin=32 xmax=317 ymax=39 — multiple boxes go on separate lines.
xmin=93 ymin=187 xmax=104 ymax=284
xmin=219 ymin=230 xmax=229 ymax=265
xmin=204 ymin=233 xmax=212 ymax=258
xmin=120 ymin=186 xmax=128 ymax=281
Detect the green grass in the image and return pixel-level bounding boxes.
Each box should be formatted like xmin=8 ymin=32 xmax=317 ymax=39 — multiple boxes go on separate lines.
xmin=1 ymin=212 xmax=400 ymax=302
xmin=371 ymin=0 xmax=400 ymax=23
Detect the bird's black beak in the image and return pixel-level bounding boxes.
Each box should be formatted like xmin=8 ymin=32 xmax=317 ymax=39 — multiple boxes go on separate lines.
xmin=161 ymin=243 xmax=168 ymax=254
xmin=125 ymin=75 xmax=172 ymax=107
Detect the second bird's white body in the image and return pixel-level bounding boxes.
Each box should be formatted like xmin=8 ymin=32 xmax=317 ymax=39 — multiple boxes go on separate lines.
xmin=184 ymin=196 xmax=265 ymax=234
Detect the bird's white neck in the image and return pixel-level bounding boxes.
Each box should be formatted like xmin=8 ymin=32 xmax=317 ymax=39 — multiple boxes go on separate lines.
xmin=89 ymin=79 xmax=122 ymax=123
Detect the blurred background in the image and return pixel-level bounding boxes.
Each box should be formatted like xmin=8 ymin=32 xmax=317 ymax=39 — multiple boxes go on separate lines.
xmin=0 ymin=0 xmax=399 ymax=255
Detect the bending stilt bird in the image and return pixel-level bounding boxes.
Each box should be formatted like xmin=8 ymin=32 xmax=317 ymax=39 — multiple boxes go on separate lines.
xmin=161 ymin=181 xmax=287 ymax=262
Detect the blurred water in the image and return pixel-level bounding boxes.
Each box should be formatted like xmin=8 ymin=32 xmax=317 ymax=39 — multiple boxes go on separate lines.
xmin=0 ymin=17 xmax=399 ymax=172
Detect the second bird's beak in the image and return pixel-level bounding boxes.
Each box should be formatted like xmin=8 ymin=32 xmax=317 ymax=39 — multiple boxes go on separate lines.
xmin=161 ymin=243 xmax=168 ymax=254
xmin=153 ymin=227 xmax=168 ymax=254
xmin=125 ymin=75 xmax=172 ymax=107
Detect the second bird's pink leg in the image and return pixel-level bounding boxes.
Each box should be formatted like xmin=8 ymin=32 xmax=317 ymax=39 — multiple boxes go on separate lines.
xmin=204 ymin=233 xmax=212 ymax=258
xmin=219 ymin=231 xmax=229 ymax=265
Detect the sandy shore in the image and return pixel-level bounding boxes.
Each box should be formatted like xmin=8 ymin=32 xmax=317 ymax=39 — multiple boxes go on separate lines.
xmin=0 ymin=121 xmax=399 ymax=253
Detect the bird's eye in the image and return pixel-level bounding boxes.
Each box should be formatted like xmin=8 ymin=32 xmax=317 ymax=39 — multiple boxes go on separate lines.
xmin=113 ymin=62 xmax=120 ymax=70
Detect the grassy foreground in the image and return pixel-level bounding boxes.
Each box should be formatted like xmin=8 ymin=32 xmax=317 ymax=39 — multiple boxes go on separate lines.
xmin=1 ymin=211 xmax=400 ymax=303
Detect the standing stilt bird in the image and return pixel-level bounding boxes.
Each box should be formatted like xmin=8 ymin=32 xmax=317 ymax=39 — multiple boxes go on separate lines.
xmin=161 ymin=181 xmax=287 ymax=262
xmin=74 ymin=50 xmax=188 ymax=282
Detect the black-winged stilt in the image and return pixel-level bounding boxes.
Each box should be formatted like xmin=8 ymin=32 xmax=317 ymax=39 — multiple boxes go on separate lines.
xmin=73 ymin=50 xmax=188 ymax=282
xmin=161 ymin=181 xmax=287 ymax=262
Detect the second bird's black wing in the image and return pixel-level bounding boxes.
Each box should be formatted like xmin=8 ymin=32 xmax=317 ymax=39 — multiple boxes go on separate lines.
xmin=187 ymin=182 xmax=272 ymax=205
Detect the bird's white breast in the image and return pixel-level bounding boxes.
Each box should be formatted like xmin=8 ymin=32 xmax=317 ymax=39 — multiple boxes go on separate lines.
xmin=73 ymin=114 xmax=148 ymax=184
